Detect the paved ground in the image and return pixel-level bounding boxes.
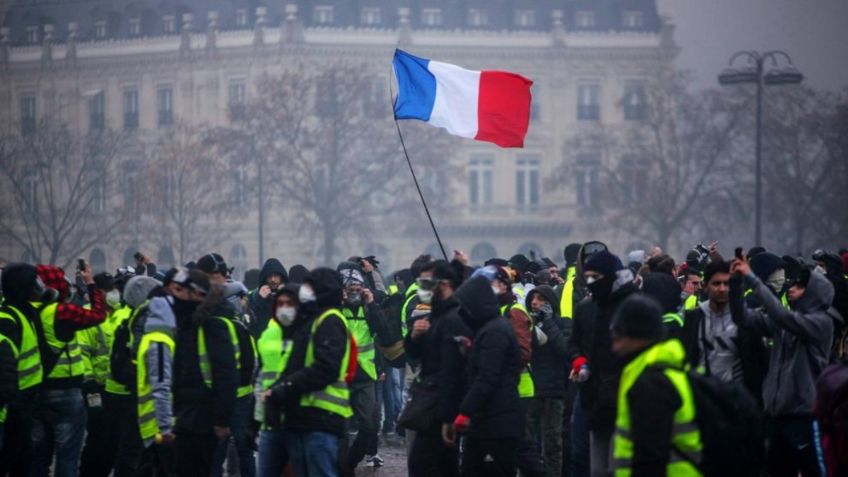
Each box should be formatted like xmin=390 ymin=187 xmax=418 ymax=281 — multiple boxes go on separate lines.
xmin=355 ymin=435 xmax=407 ymax=477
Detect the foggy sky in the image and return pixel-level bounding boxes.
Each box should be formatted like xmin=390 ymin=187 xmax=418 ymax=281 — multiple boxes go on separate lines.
xmin=657 ymin=0 xmax=848 ymax=92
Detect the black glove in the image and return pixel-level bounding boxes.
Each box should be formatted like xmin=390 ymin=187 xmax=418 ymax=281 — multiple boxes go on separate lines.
xmin=266 ymin=382 xmax=289 ymax=407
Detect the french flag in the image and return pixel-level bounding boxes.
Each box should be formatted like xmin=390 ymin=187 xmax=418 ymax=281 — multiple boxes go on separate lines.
xmin=392 ymin=49 xmax=533 ymax=148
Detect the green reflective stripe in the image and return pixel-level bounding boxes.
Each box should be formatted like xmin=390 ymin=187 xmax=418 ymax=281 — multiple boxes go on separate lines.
xmin=19 ymin=346 xmax=39 ymax=360
xmin=138 ymin=411 xmax=156 ymax=426
xmin=237 ymin=384 xmax=252 ymax=398
xmin=0 ymin=306 xmax=43 ymax=389
xmin=137 ymin=393 xmax=154 ymax=405
xmin=663 ymin=313 xmax=684 ymax=327
xmin=311 ymin=390 xmax=349 ymax=407
xmin=199 ymin=317 xmax=240 ymax=389
xmin=33 ymin=302 xmax=86 ymax=379
xmin=357 ymin=343 xmax=375 ymax=353
xmin=137 ymin=331 xmax=175 ymax=441
xmin=560 ymin=266 xmax=577 ymax=319
xmin=300 ymin=309 xmax=353 ymax=418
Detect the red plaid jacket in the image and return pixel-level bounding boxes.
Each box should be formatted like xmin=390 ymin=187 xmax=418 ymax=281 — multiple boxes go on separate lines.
xmin=36 ymin=265 xmax=106 ymax=327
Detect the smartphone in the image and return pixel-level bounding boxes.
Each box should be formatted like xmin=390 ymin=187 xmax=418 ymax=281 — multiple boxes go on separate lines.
xmin=133 ymin=252 xmax=144 ymax=262
xmin=77 ymin=258 xmax=86 ymax=273
xmin=734 ymin=247 xmax=744 ymax=260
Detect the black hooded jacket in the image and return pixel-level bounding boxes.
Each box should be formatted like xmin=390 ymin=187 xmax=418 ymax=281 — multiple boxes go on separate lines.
xmin=248 ymin=258 xmax=288 ymax=337
xmin=526 ymin=286 xmax=571 ymax=398
xmin=0 ymin=264 xmax=43 ymax=404
xmin=454 ymin=276 xmax=523 ymax=439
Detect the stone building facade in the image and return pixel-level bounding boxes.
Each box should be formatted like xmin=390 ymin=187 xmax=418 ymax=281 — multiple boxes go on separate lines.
xmin=0 ymin=0 xmax=677 ymax=276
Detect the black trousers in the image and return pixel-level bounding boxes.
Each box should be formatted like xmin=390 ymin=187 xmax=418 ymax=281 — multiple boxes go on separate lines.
xmin=462 ymin=436 xmax=519 ymax=477
xmin=174 ymin=432 xmax=218 ymax=477
xmin=766 ymin=416 xmax=826 ymax=477
xmin=113 ymin=393 xmax=145 ymax=477
xmin=408 ymin=422 xmax=459 ymax=477
xmin=344 ymin=381 xmax=379 ymax=474
xmin=0 ymin=398 xmax=36 ymax=477
xmin=79 ymin=386 xmax=121 ymax=477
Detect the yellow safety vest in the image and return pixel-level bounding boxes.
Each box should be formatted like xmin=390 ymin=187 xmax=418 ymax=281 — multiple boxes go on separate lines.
xmin=255 ymin=319 xmax=294 ymax=425
xmin=105 ymin=306 xmax=134 ymax=395
xmin=401 ymin=283 xmax=420 ymax=338
xmin=501 ymin=303 xmax=535 ymax=398
xmin=31 ymin=302 xmax=85 ymax=380
xmin=136 ymin=330 xmax=175 ymax=442
xmin=663 ymin=312 xmax=684 ymax=328
xmin=0 ymin=305 xmax=43 ymax=390
xmin=613 ymin=339 xmax=702 ymax=477
xmin=342 ymin=306 xmax=377 ymax=380
xmin=683 ymin=294 xmax=699 ymax=311
xmin=560 ymin=266 xmax=577 ymax=319
xmin=77 ymin=307 xmax=112 ymax=385
xmin=298 ymin=309 xmax=353 ymax=418
xmin=0 ymin=333 xmax=19 ymax=423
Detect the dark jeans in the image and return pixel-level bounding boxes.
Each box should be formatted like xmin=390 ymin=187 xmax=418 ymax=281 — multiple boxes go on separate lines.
xmin=766 ymin=416 xmax=827 ymax=477
xmin=79 ymin=385 xmax=120 ymax=477
xmin=463 ymin=437 xmax=519 ymax=477
xmin=174 ymin=431 xmax=218 ymax=477
xmin=529 ymin=397 xmax=565 ymax=477
xmin=113 ymin=393 xmax=145 ymax=477
xmin=0 ymin=396 xmax=35 ymax=476
xmin=345 ymin=381 xmax=379 ymax=472
xmin=408 ymin=422 xmax=459 ymax=477
xmin=382 ymin=368 xmax=402 ymax=434
xmin=561 ymin=384 xmax=576 ymax=477
xmin=284 ymin=430 xmax=340 ymax=477
xmin=31 ymin=388 xmax=87 ymax=477
xmin=211 ymin=395 xmax=256 ymax=477
xmin=136 ymin=442 xmax=177 ymax=477
xmin=518 ymin=397 xmax=544 ymax=477
xmin=257 ymin=430 xmax=288 ymax=477
xmin=570 ymin=391 xmax=590 ymax=477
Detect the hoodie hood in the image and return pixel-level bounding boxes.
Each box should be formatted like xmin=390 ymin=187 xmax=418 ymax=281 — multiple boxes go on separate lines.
xmin=795 ymin=270 xmax=835 ymax=313
xmin=304 ymin=268 xmax=344 ymax=310
xmin=288 ymin=265 xmax=309 ymax=284
xmin=750 ymin=253 xmax=785 ymax=282
xmin=453 ymin=275 xmax=500 ymax=331
xmin=258 ymin=258 xmax=288 ymax=285
xmin=144 ymin=296 xmax=177 ymax=336
xmin=526 ymin=285 xmax=560 ymax=316
xmin=2 ymin=263 xmax=41 ymax=306
xmin=123 ymin=276 xmax=162 ymax=308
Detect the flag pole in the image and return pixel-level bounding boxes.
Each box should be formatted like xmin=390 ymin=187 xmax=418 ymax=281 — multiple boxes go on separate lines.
xmin=389 ymin=66 xmax=449 ymax=262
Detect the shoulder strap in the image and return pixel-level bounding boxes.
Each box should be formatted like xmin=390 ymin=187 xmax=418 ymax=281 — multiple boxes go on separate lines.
xmin=699 ymin=310 xmax=712 ymax=376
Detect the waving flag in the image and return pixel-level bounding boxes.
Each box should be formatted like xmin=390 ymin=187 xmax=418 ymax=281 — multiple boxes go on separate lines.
xmin=392 ymin=49 xmax=533 ymax=148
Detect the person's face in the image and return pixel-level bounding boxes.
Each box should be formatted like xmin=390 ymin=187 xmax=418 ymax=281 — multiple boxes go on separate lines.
xmin=344 ymin=284 xmax=363 ymax=301
xmin=188 ymin=288 xmax=206 ymax=302
xmin=266 ymin=273 xmax=283 ymax=290
xmin=491 ymin=279 xmax=509 ymax=296
xmin=209 ymin=272 xmax=226 ymax=285
xmin=787 ymin=283 xmax=806 ymax=303
xmin=530 ymin=293 xmax=548 ymax=312
xmin=418 ymin=270 xmax=434 ymax=281
xmin=706 ymin=272 xmax=730 ymax=305
xmin=435 ymin=281 xmax=453 ymax=300
xmin=684 ymin=275 xmax=702 ymax=295
xmin=275 ymin=293 xmax=297 ymax=309
xmin=584 ymin=270 xmax=603 ymax=283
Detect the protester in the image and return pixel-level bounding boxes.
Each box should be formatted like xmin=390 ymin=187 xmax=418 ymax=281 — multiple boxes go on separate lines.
xmin=248 ymin=258 xmax=288 ymax=338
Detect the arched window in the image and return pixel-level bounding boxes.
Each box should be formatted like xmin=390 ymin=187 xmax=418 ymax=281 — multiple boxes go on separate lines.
xmin=364 ymin=243 xmax=391 ymax=274
xmin=122 ymin=247 xmax=137 ymax=268
xmin=230 ymin=244 xmax=248 ymax=281
xmin=89 ymin=248 xmax=107 ymax=273
xmin=516 ymin=242 xmax=544 ymax=261
xmin=470 ymin=242 xmax=498 ymax=265
xmin=157 ymin=246 xmax=175 ymax=270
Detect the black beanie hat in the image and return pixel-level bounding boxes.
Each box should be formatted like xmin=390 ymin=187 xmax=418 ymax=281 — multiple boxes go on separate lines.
xmin=1 ymin=263 xmax=40 ymax=305
xmin=509 ymin=254 xmax=531 ymax=274
xmin=641 ymin=272 xmax=682 ymax=314
xmin=611 ymin=294 xmax=666 ymax=340
xmin=750 ymin=253 xmax=785 ymax=281
xmin=564 ymin=243 xmax=582 ymax=266
xmin=304 ymin=267 xmax=343 ymax=308
xmin=584 ymin=250 xmax=621 ymax=278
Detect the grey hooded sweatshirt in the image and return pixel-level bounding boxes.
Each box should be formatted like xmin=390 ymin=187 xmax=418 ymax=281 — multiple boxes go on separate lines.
xmin=731 ymin=270 xmax=834 ymax=416
xmin=142 ymin=296 xmax=177 ymax=446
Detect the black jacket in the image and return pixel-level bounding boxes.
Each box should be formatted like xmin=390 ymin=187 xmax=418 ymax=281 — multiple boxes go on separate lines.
xmin=248 ymin=259 xmax=287 ymax=338
xmin=0 ymin=339 xmax=17 ymax=411
xmin=526 ymin=286 xmax=571 ymax=398
xmin=455 ymin=276 xmax=523 ymax=439
xmin=627 ymin=365 xmax=682 ymax=477
xmin=172 ymin=295 xmax=238 ymax=434
xmin=281 ymin=307 xmax=349 ymax=437
xmin=566 ymin=279 xmax=637 ymax=435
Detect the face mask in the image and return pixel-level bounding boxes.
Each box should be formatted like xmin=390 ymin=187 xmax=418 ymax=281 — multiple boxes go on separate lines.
xmin=766 ymin=269 xmax=786 ymax=294
xmin=275 ymin=306 xmax=297 ymax=327
xmin=585 ymin=276 xmax=598 ymax=285
xmin=587 ymin=276 xmax=614 ymax=301
xmin=298 ymin=286 xmax=316 ymax=303
xmin=417 ymin=289 xmax=433 ymax=305
xmin=347 ymin=292 xmax=362 ymax=307
xmin=106 ymin=290 xmax=121 ymax=308
xmin=814 ymin=265 xmax=826 ymax=275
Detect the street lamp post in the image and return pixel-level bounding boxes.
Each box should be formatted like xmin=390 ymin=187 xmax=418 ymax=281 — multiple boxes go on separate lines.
xmin=718 ymin=50 xmax=803 ymax=246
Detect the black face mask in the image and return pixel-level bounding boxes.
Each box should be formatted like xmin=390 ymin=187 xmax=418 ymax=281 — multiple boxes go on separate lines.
xmin=587 ymin=276 xmax=615 ymax=302
xmin=171 ymin=298 xmax=198 ymax=318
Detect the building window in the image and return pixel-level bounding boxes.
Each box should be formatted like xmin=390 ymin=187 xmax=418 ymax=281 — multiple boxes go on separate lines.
xmin=123 ymin=90 xmax=138 ymax=130
xmin=469 ymin=155 xmax=494 ymax=206
xmin=89 ymin=91 xmax=105 ymax=131
xmin=157 ymin=87 xmax=173 ymax=127
xmin=161 ymin=165 xmax=174 ymax=209
xmin=575 ymin=154 xmax=600 ymax=208
xmin=20 ymin=95 xmax=36 ymax=136
xmin=94 ymin=20 xmax=106 ymax=38
xmin=623 ymin=80 xmax=647 ymax=120
xmin=467 ymin=8 xmax=488 ymax=27
xmin=623 ymin=11 xmax=643 ymax=28
xmin=228 ymin=80 xmax=246 ymax=121
xmin=516 ymin=154 xmax=540 ymax=206
xmin=235 ymin=9 xmax=248 ymax=27
xmin=89 ymin=248 xmax=106 ymax=272
xmin=515 ymin=9 xmax=536 ymax=27
xmin=577 ymin=83 xmax=601 ymax=121
xmin=123 ymin=160 xmax=140 ymax=213
xmin=361 ymin=7 xmax=381 ymax=25
xmin=576 ymin=10 xmax=595 ymax=28
xmin=26 ymin=26 xmax=38 ymax=44
xmin=129 ymin=18 xmax=141 ymax=36
xmin=92 ymin=173 xmax=106 ymax=213
xmin=421 ymin=8 xmax=442 ymax=27
xmin=470 ymin=242 xmax=498 ymax=265
xmin=619 ymin=155 xmax=648 ymax=203
xmin=163 ymin=15 xmax=175 ymax=33
xmin=314 ymin=6 xmax=334 ymax=24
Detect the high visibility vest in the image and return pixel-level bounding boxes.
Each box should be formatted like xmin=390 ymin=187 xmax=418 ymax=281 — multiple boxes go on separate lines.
xmin=342 ymin=306 xmax=377 ymax=381
xmin=0 ymin=332 xmax=20 ymax=423
xmin=136 ymin=330 xmax=175 ymax=442
xmin=663 ymin=312 xmax=684 ymax=328
xmin=298 ymin=309 xmax=353 ymax=418
xmin=0 ymin=305 xmax=43 ymax=390
xmin=31 ymin=301 xmax=85 ymax=380
xmin=198 ymin=316 xmax=243 ymax=393
xmin=744 ymin=289 xmax=790 ymax=309
xmin=501 ymin=303 xmax=535 ymax=398
xmin=77 ymin=310 xmax=111 ymax=385
xmin=560 ymin=266 xmax=577 ymax=319
xmin=683 ymin=294 xmax=699 ymax=311
xmin=613 ymin=339 xmax=702 ymax=477
xmin=255 ymin=319 xmax=294 ymax=425
xmin=401 ymin=283 xmax=420 ymax=338
xmin=386 ymin=284 xmax=399 ymax=296
xmin=105 ymin=306 xmax=134 ymax=395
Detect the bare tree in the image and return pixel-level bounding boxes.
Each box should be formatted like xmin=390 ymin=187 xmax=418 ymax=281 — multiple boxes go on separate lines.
xmin=550 ymin=71 xmax=745 ymax=251
xmin=0 ymin=119 xmax=128 ymax=267
xmin=226 ymin=64 xmax=455 ymax=265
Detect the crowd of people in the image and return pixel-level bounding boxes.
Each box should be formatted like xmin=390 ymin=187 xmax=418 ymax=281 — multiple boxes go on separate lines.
xmin=0 ymin=242 xmax=847 ymax=477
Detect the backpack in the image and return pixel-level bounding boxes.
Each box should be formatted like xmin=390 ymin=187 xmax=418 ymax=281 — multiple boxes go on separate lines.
xmin=673 ymin=369 xmax=765 ymax=477
xmin=109 ymin=305 xmax=150 ymax=390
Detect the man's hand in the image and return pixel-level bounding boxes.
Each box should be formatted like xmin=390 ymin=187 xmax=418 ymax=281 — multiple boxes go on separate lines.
xmin=730 ymin=258 xmax=752 ymax=277
xmin=411 ymin=318 xmax=430 ymax=340
xmin=80 ymin=264 xmax=94 ymax=285
xmin=214 ymin=426 xmax=231 ymax=441
xmin=258 ymin=285 xmax=272 ymax=299
xmin=155 ymin=432 xmax=176 ymax=446
xmin=362 ymin=288 xmax=374 ymax=305
xmin=441 ymin=423 xmax=457 ymax=447
xmin=378 ymin=372 xmax=386 ymax=383
xmin=453 ymin=250 xmax=469 ymax=266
